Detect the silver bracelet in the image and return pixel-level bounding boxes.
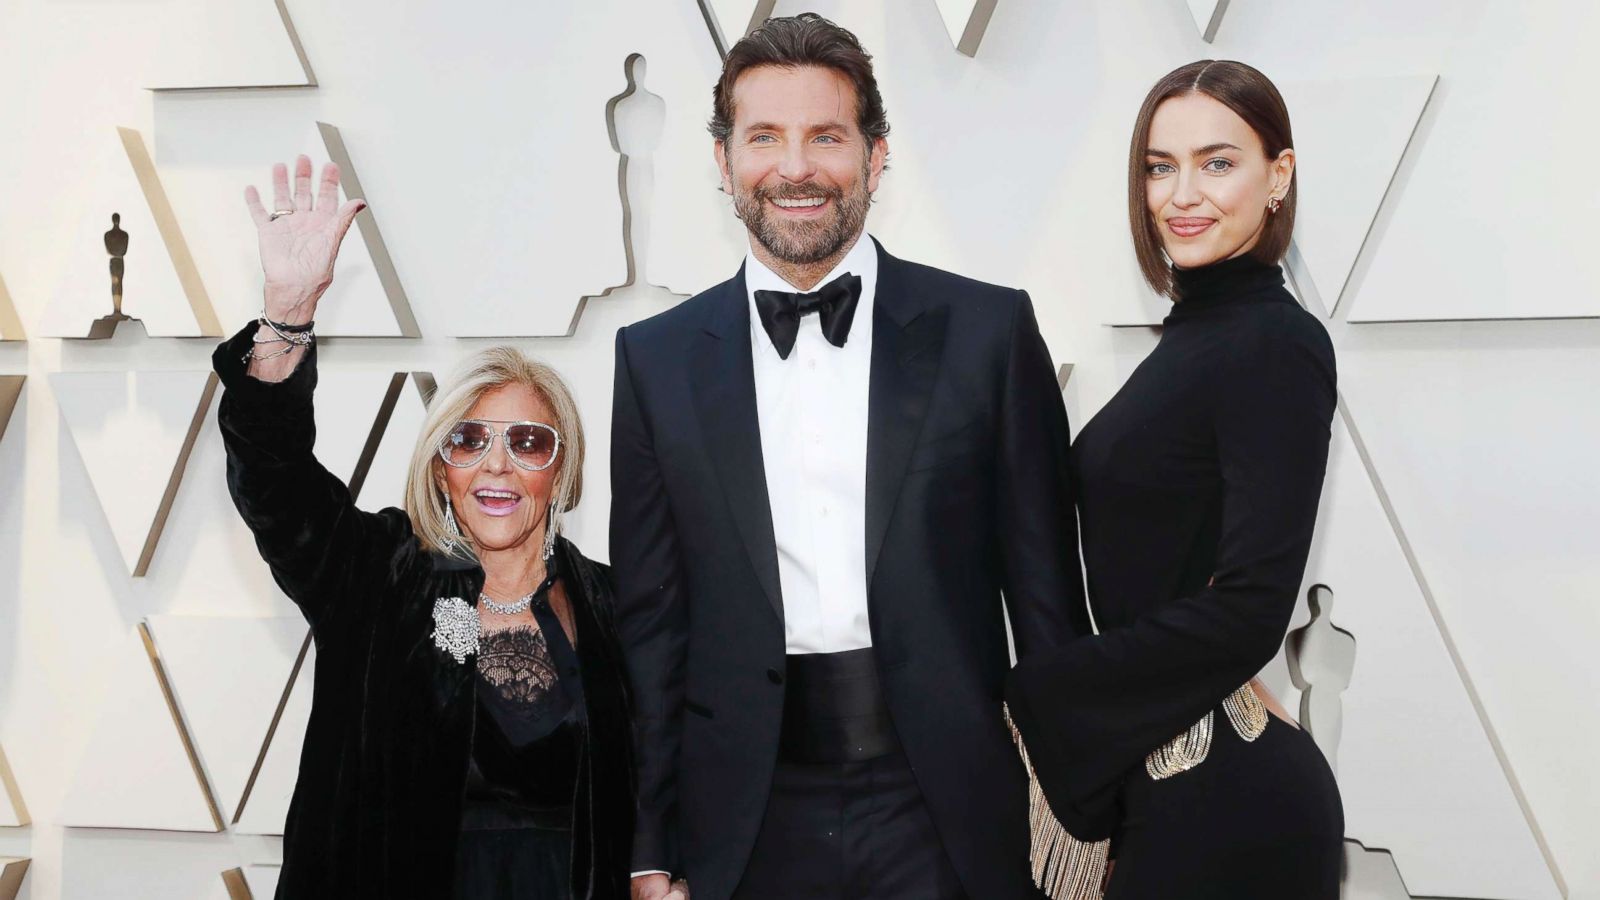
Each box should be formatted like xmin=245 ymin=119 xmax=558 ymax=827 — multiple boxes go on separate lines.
xmin=242 ymin=342 xmax=304 ymax=363
xmin=259 ymin=309 xmax=316 ymax=346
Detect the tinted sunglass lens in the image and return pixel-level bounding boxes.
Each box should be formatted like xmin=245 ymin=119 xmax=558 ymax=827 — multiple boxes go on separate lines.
xmin=506 ymin=425 xmax=556 ymax=467
xmin=444 ymin=422 xmax=492 ymax=464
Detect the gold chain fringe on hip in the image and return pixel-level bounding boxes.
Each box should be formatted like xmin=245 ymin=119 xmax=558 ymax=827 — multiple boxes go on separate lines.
xmin=1146 ymin=682 xmax=1268 ymax=781
xmin=1006 ymin=705 xmax=1112 ymax=900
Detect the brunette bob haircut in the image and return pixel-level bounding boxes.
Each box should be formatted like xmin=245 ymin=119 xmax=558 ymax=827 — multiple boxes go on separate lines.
xmin=1129 ymin=60 xmax=1296 ymax=297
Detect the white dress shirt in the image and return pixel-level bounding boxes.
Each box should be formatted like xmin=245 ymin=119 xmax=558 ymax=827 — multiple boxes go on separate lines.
xmin=745 ymin=234 xmax=877 ymax=655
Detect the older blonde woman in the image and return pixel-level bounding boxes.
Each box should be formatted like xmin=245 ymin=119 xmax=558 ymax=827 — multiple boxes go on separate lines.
xmin=215 ymin=156 xmax=636 ymax=898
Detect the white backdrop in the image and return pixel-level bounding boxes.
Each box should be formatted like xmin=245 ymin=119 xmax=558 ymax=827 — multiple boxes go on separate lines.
xmin=1 ymin=1 xmax=1597 ymax=898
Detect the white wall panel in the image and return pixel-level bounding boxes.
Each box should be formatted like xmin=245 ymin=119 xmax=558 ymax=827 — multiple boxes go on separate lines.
xmin=1346 ymin=2 xmax=1600 ymax=321
xmin=50 ymin=371 xmax=216 ymax=576
xmin=1283 ymin=76 xmax=1437 ymax=316
xmin=1260 ymin=421 xmax=1558 ymax=899
xmin=1 ymin=0 xmax=1597 ymax=897
xmin=143 ymin=616 xmax=308 ymax=823
xmin=58 ymin=626 xmax=220 ymax=832
xmin=231 ymin=643 xmax=311 ymax=836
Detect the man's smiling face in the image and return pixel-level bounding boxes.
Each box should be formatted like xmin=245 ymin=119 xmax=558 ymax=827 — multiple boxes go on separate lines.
xmin=717 ymin=64 xmax=886 ymax=267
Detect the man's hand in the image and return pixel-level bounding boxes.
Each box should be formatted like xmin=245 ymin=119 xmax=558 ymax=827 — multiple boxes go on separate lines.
xmin=632 ymin=873 xmax=672 ymax=900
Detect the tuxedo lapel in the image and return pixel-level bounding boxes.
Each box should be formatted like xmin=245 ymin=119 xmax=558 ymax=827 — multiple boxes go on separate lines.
xmin=865 ymin=246 xmax=949 ymax=588
xmin=690 ymin=271 xmax=784 ymax=623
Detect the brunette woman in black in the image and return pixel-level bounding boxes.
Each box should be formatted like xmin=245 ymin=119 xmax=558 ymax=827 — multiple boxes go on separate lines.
xmin=1007 ymin=61 xmax=1343 ymax=899
xmin=217 ymin=157 xmax=641 ymax=898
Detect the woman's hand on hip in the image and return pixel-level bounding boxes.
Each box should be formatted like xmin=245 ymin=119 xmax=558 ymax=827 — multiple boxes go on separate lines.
xmin=243 ymin=154 xmax=366 ymax=324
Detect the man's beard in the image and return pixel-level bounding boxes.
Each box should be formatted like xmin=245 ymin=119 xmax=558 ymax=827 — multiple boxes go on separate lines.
xmin=732 ymin=161 xmax=873 ymax=266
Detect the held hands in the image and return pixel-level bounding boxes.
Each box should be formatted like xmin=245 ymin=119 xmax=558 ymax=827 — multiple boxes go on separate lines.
xmin=244 ymin=154 xmax=366 ymax=325
xmin=631 ymin=873 xmax=690 ymax=900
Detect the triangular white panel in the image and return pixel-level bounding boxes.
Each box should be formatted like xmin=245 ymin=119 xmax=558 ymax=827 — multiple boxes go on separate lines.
xmin=144 ymin=615 xmax=309 ymax=822
xmin=51 ymin=370 xmax=217 ymax=576
xmin=0 ymin=272 xmax=22 ymax=341
xmin=934 ymin=0 xmax=1000 ymax=56
xmin=39 ymin=128 xmax=220 ymax=338
xmin=145 ymin=0 xmax=313 ymax=90
xmin=310 ymin=123 xmax=418 ymax=337
xmin=1186 ymin=0 xmax=1229 ymax=43
xmin=0 ymin=377 xmax=22 ymax=447
xmin=233 ymin=641 xmax=314 ymax=835
xmin=701 ymin=0 xmax=776 ymax=55
xmin=1283 ymin=76 xmax=1437 ymax=314
xmin=0 ymin=744 xmax=28 ymax=826
xmin=357 ymin=374 xmax=431 ymax=513
xmin=311 ymin=371 xmax=408 ymax=491
xmin=243 ymin=865 xmax=280 ymax=898
xmin=60 ymin=625 xmax=222 ymax=832
xmin=1274 ymin=420 xmax=1559 ymax=899
xmin=0 ymin=858 xmax=29 ymax=900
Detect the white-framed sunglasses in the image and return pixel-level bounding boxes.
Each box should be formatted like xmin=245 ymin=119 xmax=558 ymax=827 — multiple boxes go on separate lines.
xmin=438 ymin=419 xmax=562 ymax=472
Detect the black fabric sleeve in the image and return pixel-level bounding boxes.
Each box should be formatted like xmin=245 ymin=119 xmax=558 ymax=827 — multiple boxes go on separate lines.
xmin=997 ymin=290 xmax=1092 ymax=658
xmin=1006 ymin=311 xmax=1336 ymax=840
xmin=608 ymin=328 xmax=687 ymax=875
xmin=213 ymin=323 xmax=415 ymax=636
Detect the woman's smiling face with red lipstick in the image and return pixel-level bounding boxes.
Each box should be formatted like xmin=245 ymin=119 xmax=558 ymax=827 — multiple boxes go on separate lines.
xmin=435 ymin=383 xmax=558 ymax=555
xmin=1144 ymin=92 xmax=1294 ymax=271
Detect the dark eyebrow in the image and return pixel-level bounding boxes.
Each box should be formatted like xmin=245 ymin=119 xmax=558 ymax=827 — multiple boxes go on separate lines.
xmin=1145 ymin=148 xmax=1175 ymax=159
xmin=1194 ymin=142 xmax=1242 ymax=155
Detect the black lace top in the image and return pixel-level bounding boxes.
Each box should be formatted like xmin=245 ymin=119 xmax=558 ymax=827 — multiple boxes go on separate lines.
xmin=461 ymin=569 xmax=587 ymax=830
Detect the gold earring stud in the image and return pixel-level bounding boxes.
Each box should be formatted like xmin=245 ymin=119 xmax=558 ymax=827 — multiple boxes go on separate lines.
xmin=1268 ymin=196 xmax=1282 ymax=214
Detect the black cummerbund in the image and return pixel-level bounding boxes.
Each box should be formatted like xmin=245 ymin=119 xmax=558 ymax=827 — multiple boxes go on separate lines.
xmin=778 ymin=648 xmax=900 ymax=764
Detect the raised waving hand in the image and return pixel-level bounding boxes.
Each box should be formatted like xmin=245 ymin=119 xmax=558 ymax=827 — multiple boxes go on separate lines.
xmin=244 ymin=154 xmax=366 ymax=326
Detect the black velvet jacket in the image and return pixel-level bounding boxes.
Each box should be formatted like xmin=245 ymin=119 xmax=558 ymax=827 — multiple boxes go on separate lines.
xmin=214 ymin=326 xmax=635 ymax=899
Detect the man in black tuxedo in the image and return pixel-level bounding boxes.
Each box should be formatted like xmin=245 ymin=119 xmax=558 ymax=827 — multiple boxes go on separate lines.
xmin=612 ymin=14 xmax=1088 ymax=900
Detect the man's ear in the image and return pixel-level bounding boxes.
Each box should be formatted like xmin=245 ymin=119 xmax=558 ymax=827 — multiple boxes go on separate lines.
xmin=715 ymin=140 xmax=734 ymax=194
xmin=866 ymin=137 xmax=889 ymax=194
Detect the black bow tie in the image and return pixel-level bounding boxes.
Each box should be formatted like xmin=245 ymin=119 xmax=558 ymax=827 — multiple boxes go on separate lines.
xmin=753 ymin=273 xmax=863 ymax=360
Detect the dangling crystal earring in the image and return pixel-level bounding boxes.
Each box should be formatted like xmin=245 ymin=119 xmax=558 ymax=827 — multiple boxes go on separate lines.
xmin=541 ymin=497 xmax=561 ymax=561
xmin=443 ymin=494 xmax=463 ymax=552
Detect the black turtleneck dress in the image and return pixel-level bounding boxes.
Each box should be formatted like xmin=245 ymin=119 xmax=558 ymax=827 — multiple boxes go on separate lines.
xmin=1007 ymin=255 xmax=1344 ymax=899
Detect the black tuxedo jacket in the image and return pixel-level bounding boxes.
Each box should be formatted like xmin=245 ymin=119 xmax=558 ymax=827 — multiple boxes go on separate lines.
xmin=610 ymin=240 xmax=1088 ymax=899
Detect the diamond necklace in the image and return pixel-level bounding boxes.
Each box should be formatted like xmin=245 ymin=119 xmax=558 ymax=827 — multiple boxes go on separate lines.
xmin=479 ymin=570 xmax=556 ymax=616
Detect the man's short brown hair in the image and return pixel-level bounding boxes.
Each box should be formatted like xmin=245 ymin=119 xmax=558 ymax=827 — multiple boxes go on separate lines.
xmin=710 ymin=13 xmax=890 ymax=146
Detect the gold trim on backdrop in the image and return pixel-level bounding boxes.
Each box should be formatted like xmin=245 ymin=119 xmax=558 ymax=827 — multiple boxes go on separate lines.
xmin=232 ymin=632 xmax=310 ymax=827
xmin=0 ymin=858 xmax=31 ymax=900
xmin=135 ymin=372 xmax=219 ymax=577
xmin=317 ymin=123 xmax=420 ymax=337
xmin=148 ymin=0 xmax=316 ymax=91
xmin=0 ymin=744 xmax=29 ymax=826
xmin=0 ymin=377 xmax=23 ymax=449
xmin=221 ymin=866 xmax=253 ymax=900
xmin=697 ymin=0 xmax=778 ymax=59
xmin=117 ymin=128 xmax=222 ymax=337
xmin=0 ymin=273 xmax=23 ymax=341
xmin=943 ymin=0 xmax=1001 ymax=57
xmin=138 ymin=622 xmax=225 ymax=832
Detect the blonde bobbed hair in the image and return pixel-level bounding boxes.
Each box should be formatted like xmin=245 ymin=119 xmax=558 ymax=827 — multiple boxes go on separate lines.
xmin=404 ymin=347 xmax=585 ymax=560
